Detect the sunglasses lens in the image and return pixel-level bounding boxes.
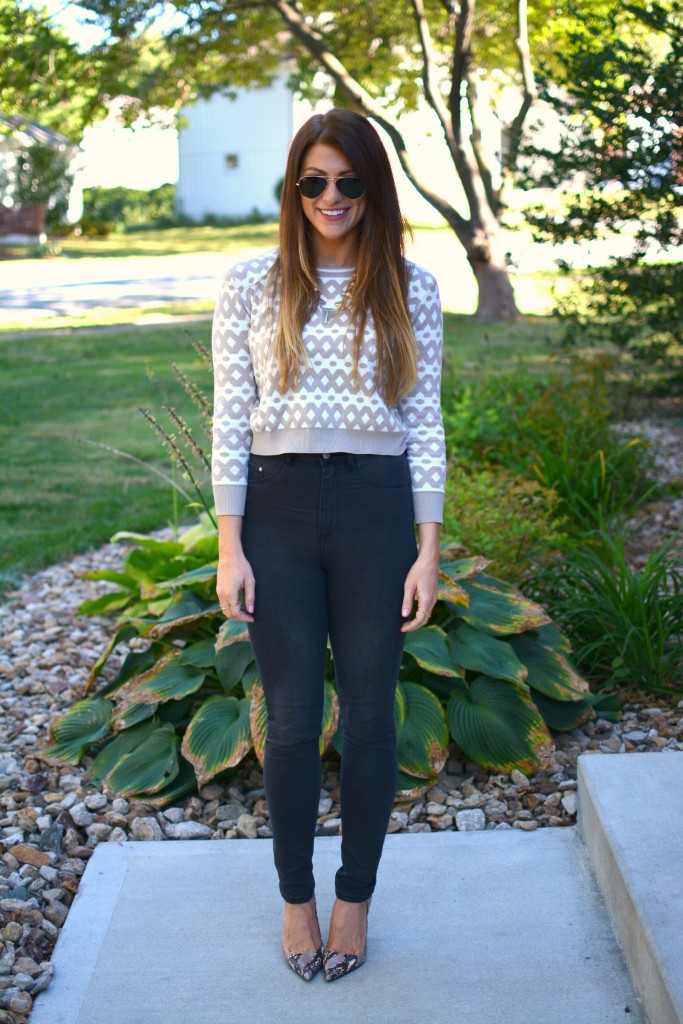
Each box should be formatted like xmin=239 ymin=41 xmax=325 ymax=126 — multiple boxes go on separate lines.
xmin=297 ymin=176 xmax=366 ymax=200
xmin=337 ymin=178 xmax=365 ymax=200
xmin=298 ymin=176 xmax=327 ymax=198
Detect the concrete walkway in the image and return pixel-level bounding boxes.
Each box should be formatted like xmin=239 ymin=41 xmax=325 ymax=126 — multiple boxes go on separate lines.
xmin=31 ymin=751 xmax=683 ymax=1024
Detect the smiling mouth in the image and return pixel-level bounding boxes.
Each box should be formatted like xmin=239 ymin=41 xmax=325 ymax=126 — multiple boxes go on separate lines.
xmin=319 ymin=209 xmax=347 ymax=218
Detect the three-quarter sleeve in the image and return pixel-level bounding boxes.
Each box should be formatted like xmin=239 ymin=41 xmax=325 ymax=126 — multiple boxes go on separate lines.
xmin=211 ymin=270 xmax=257 ymax=516
xmin=398 ymin=267 xmax=447 ymax=524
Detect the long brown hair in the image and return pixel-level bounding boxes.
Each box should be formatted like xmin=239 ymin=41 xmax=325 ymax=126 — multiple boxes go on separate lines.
xmin=270 ymin=109 xmax=418 ymax=405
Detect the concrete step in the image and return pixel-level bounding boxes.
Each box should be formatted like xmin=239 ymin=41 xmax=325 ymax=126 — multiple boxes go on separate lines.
xmin=578 ymin=751 xmax=683 ymax=1024
xmin=31 ymin=824 xmax=643 ymax=1024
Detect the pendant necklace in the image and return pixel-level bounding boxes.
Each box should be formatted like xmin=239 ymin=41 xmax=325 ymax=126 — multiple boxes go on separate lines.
xmin=320 ymin=299 xmax=343 ymax=324
xmin=319 ymin=279 xmax=353 ymax=324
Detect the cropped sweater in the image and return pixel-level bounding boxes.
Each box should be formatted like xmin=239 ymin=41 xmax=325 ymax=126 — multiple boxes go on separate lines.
xmin=211 ymin=249 xmax=446 ymax=523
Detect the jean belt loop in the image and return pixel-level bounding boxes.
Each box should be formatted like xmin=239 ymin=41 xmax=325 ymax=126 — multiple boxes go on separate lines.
xmin=285 ymin=453 xmax=294 ymax=465
xmin=346 ymin=452 xmax=354 ymax=472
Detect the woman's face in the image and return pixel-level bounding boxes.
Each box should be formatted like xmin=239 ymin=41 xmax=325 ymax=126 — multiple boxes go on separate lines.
xmin=298 ymin=142 xmax=368 ymax=264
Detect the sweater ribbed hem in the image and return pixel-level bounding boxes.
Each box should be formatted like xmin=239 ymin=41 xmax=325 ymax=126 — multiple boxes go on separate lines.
xmin=214 ymin=484 xmax=248 ymax=517
xmin=413 ymin=490 xmax=444 ymax=524
xmin=250 ymin=428 xmax=407 ymax=457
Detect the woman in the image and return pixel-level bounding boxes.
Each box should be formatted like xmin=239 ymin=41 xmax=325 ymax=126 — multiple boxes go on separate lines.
xmin=212 ymin=108 xmax=446 ymax=982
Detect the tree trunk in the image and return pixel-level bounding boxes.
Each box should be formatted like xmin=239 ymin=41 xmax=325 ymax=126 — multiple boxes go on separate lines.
xmin=464 ymin=230 xmax=520 ymax=321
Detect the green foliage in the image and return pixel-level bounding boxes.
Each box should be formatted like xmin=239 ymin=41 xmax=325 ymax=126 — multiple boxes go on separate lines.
xmin=442 ymin=361 xmax=652 ymax=537
xmin=523 ymin=1 xmax=683 ymax=389
xmin=531 ymin=533 xmax=683 ymax=696
xmin=82 ymin=184 xmax=177 ymax=232
xmin=443 ymin=465 xmax=567 ymax=579
xmin=42 ymin=530 xmax=601 ymax=802
xmin=1 ymin=141 xmax=73 ymax=229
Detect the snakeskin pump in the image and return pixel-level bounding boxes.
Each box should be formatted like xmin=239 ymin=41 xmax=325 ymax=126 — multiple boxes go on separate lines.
xmin=323 ymin=897 xmax=371 ymax=982
xmin=282 ymin=899 xmax=324 ymax=982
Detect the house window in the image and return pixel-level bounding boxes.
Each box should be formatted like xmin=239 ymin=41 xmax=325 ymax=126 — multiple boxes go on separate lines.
xmin=225 ymin=153 xmax=239 ymax=170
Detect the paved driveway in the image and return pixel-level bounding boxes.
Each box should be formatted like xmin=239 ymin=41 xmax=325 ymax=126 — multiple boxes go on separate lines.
xmin=0 ymin=252 xmax=235 ymax=325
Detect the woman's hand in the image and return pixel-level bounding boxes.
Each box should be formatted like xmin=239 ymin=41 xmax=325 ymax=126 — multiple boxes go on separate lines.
xmin=401 ymin=522 xmax=440 ymax=633
xmin=217 ymin=515 xmax=255 ymax=623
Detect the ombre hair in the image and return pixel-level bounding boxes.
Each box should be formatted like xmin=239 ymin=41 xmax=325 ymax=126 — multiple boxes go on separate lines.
xmin=270 ymin=109 xmax=418 ymax=405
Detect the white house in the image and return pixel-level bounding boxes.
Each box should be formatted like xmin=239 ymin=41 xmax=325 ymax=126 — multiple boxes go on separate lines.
xmin=176 ymin=80 xmax=294 ymax=221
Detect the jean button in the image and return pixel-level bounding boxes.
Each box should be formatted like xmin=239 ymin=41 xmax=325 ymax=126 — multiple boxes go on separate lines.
xmin=322 ymin=452 xmax=330 ymax=459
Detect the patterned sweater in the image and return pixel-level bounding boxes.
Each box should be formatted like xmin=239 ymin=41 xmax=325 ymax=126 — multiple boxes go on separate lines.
xmin=211 ymin=249 xmax=446 ymax=523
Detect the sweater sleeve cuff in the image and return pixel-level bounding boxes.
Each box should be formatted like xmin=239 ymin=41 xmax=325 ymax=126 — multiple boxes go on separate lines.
xmin=413 ymin=490 xmax=444 ymax=524
xmin=213 ymin=484 xmax=247 ymax=517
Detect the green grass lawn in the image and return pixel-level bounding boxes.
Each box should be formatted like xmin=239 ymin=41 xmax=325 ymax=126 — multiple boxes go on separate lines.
xmin=8 ymin=223 xmax=281 ymax=260
xmin=0 ymin=313 xmax=565 ymax=594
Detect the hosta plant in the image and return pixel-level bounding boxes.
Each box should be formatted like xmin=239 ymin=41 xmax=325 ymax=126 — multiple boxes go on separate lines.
xmin=40 ymin=521 xmax=617 ymax=805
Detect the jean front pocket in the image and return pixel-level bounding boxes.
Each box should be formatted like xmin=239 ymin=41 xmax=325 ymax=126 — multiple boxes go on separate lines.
xmin=247 ymin=455 xmax=287 ymax=485
xmin=354 ymin=453 xmax=411 ymax=489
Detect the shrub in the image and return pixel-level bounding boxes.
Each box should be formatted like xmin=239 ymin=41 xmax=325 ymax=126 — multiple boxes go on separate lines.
xmin=443 ymin=464 xmax=568 ymax=582
xmin=40 ymin=533 xmax=609 ymax=804
xmin=531 ymin=532 xmax=683 ymax=696
xmin=442 ymin=361 xmax=653 ymax=533
xmin=82 ymin=184 xmax=176 ymax=230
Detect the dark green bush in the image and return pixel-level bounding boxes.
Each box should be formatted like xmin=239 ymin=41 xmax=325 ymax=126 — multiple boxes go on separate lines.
xmin=82 ymin=184 xmax=176 ymax=230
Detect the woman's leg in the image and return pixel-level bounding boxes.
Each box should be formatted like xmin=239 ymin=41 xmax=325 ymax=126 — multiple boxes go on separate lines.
xmin=325 ymin=454 xmax=418 ymax=902
xmin=242 ymin=457 xmax=329 ymax=904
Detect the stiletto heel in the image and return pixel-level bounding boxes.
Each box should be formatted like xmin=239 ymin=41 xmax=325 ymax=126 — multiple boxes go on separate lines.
xmin=323 ymin=897 xmax=371 ymax=982
xmin=282 ymin=898 xmax=324 ymax=981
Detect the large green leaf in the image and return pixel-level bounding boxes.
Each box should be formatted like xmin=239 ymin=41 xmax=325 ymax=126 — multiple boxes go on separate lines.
xmin=447 ymin=676 xmax=553 ymax=774
xmin=450 ymin=580 xmax=551 ymax=635
xmin=78 ymin=590 xmax=132 ymax=616
xmin=89 ymin=719 xmax=158 ymax=787
xmin=396 ymin=681 xmax=449 ymax=780
xmin=216 ymin=618 xmax=250 ymax=648
xmin=215 ymin=642 xmax=254 ymax=692
xmin=439 ymin=556 xmax=490 ymax=580
xmin=321 ymin=681 xmax=339 ymax=755
xmin=112 ymin=700 xmax=157 ymax=731
xmin=509 ymin=634 xmax=588 ymax=701
xmin=142 ymin=591 xmax=220 ymax=638
xmin=534 ymin=622 xmax=574 ymax=655
xmin=249 ymin=683 xmax=268 ymax=766
xmin=140 ymin=759 xmax=199 ymax=809
xmin=181 ymin=695 xmax=252 ymax=784
xmin=84 ymin=622 xmax=139 ymax=693
xmin=179 ymin=638 xmax=217 ymax=669
xmin=395 ymin=771 xmax=432 ymax=801
xmin=111 ymin=532 xmax=186 ymax=557
xmin=104 ymin=723 xmax=180 ymax=796
xmin=448 ymin=623 xmax=528 ymax=687
xmin=531 ymin=690 xmax=594 ymax=731
xmin=149 ymin=565 xmax=218 ymax=591
xmin=41 ymin=698 xmax=113 ymax=764
xmin=403 ymin=625 xmax=461 ymax=677
xmin=437 ymin=573 xmax=469 ymax=609
xmin=117 ymin=652 xmax=207 ymax=705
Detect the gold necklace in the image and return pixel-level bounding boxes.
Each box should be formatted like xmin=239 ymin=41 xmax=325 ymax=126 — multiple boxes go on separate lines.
xmin=318 ymin=280 xmax=353 ymax=324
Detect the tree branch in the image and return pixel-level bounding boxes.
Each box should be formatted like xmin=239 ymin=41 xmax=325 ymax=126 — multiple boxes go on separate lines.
xmin=446 ymin=0 xmax=484 ymax=222
xmin=465 ymin=71 xmax=499 ymax=215
xmin=409 ymin=0 xmax=451 ymax=145
xmin=499 ymin=0 xmax=537 ymax=204
xmin=271 ymin=0 xmax=470 ymax=236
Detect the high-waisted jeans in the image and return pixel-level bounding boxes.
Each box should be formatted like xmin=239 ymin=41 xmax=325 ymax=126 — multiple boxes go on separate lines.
xmin=241 ymin=451 xmax=418 ymax=904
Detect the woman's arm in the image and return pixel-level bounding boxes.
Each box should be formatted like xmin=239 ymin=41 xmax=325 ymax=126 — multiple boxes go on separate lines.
xmin=400 ymin=521 xmax=440 ymax=633
xmin=216 ymin=514 xmax=255 ymax=622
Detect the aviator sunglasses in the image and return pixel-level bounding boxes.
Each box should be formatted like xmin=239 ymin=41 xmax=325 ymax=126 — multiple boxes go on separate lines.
xmin=296 ymin=175 xmax=366 ymax=200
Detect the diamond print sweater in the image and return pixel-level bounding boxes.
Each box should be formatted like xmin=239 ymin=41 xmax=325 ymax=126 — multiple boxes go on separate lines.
xmin=211 ymin=249 xmax=446 ymax=523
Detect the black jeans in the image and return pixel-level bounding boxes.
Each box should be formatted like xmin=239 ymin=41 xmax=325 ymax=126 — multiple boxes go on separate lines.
xmin=242 ymin=451 xmax=418 ymax=904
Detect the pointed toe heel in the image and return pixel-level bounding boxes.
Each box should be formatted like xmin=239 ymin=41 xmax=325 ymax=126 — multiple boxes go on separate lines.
xmin=323 ymin=897 xmax=371 ymax=982
xmin=282 ymin=897 xmax=324 ymax=981
xmin=283 ymin=945 xmax=324 ymax=982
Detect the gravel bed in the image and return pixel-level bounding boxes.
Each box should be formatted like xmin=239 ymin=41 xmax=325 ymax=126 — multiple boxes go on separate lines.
xmin=1 ymin=419 xmax=682 ymax=1024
